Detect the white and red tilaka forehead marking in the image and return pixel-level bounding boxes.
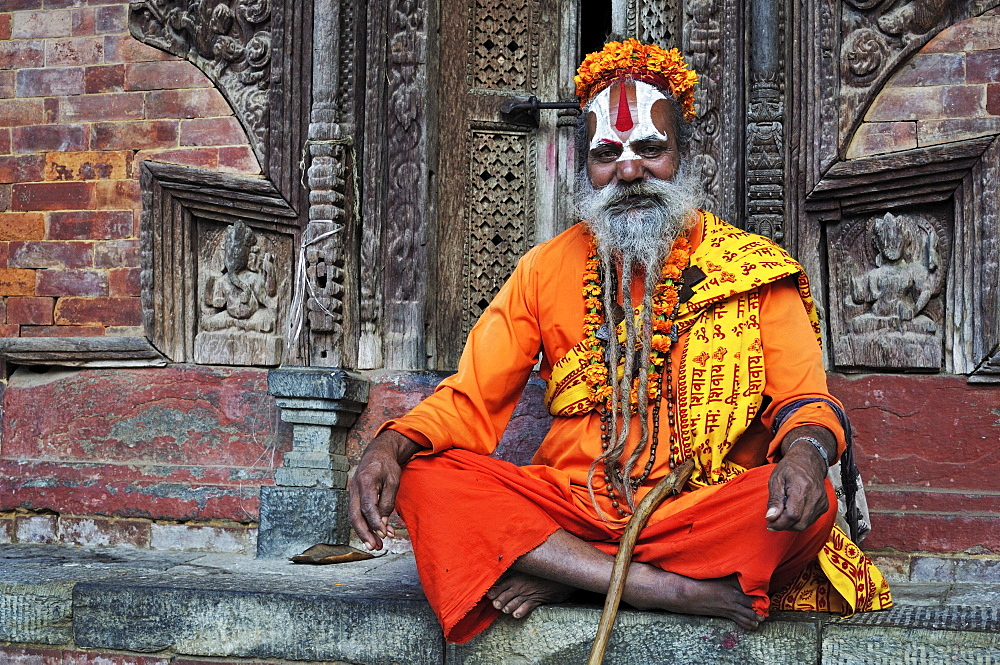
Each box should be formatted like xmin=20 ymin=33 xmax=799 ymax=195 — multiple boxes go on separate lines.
xmin=587 ymin=79 xmax=672 ymax=161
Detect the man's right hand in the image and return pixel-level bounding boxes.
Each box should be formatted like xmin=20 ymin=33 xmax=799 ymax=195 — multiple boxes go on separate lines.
xmin=348 ymin=429 xmax=424 ymax=551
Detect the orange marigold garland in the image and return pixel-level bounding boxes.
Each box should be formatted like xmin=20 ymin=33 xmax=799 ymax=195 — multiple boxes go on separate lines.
xmin=583 ymin=233 xmax=692 ymax=412
xmin=574 ymin=39 xmax=699 ymax=121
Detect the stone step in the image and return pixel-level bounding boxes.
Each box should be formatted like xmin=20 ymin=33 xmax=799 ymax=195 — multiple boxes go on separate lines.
xmin=2 ymin=544 xmax=998 ymax=665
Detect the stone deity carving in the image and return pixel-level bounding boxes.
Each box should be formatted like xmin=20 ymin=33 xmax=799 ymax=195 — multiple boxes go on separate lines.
xmin=847 ymin=212 xmax=939 ymax=335
xmin=196 ymin=220 xmax=285 ymax=366
xmin=832 ymin=211 xmax=946 ymax=370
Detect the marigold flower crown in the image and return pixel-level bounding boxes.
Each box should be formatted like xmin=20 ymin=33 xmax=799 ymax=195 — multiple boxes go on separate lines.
xmin=574 ymin=39 xmax=699 ymax=121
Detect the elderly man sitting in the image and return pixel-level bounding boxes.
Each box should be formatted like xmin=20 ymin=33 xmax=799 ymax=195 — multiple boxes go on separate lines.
xmin=349 ymin=40 xmax=891 ymax=645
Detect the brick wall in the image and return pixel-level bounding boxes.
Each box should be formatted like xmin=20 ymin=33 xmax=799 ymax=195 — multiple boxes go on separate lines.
xmin=0 ymin=0 xmax=259 ymax=339
xmin=848 ymin=10 xmax=1000 ymax=158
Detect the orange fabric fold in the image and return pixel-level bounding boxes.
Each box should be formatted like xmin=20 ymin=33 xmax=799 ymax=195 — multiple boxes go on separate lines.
xmin=397 ymin=449 xmax=837 ymax=644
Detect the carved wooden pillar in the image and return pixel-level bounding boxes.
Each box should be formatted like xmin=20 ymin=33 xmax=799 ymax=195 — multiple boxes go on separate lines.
xmin=745 ymin=0 xmax=785 ymax=243
xmin=682 ymin=0 xmax=744 ymax=224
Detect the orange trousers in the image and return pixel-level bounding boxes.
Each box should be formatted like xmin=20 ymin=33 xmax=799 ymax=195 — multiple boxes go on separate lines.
xmin=396 ymin=448 xmax=836 ymax=644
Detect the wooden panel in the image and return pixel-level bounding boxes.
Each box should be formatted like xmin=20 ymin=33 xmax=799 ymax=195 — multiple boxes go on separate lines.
xmin=433 ymin=0 xmax=568 ymax=369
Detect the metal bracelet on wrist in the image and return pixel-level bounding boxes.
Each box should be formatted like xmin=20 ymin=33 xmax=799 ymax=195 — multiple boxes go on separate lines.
xmin=789 ymin=435 xmax=831 ymax=467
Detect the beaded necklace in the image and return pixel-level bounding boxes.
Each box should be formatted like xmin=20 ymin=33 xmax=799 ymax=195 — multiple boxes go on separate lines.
xmin=584 ymin=235 xmax=692 ymax=515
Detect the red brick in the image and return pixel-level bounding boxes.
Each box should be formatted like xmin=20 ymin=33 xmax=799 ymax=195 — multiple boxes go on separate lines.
xmin=103 ymin=34 xmax=174 ymax=63
xmin=0 ymin=646 xmax=63 ymax=665
xmin=54 ymin=295 xmax=140 ymax=325
xmin=44 ymin=36 xmax=103 ymax=67
xmin=91 ymin=120 xmax=178 ymax=150
xmin=93 ymin=179 xmax=140 ymax=211
xmin=36 ymin=267 xmax=107 ymax=295
xmin=0 ymin=13 xmax=10 ymax=41
xmin=0 ymin=39 xmax=45 ymax=69
xmin=70 ymin=6 xmax=93 ymax=35
xmin=125 ymin=60 xmax=211 ymax=91
xmin=0 ymin=70 xmax=14 ymax=98
xmin=967 ymin=49 xmax=1000 ymax=84
xmin=16 ymin=67 xmax=85 ymax=97
xmin=0 ymin=241 xmax=8 ymax=268
xmin=866 ymin=87 xmax=939 ymax=122
xmin=0 ymin=322 xmax=18 ymax=335
xmin=923 ymin=15 xmax=1000 ymax=53
xmin=0 ymin=212 xmax=44 ymax=240
xmin=93 ymin=238 xmax=137 ymax=267
xmin=0 ymin=154 xmax=45 ymax=183
xmin=0 ymin=99 xmax=45 ymax=127
xmin=20 ymin=323 xmax=102 ymax=335
xmin=108 ymin=266 xmax=138 ymax=296
xmin=11 ymin=8 xmax=72 ymax=38
xmin=44 ymin=0 xmax=89 ymax=8
xmin=137 ymin=147 xmax=218 ymax=170
xmin=83 ymin=63 xmax=124 ymax=93
xmin=49 ymin=210 xmax=131 ymax=239
xmin=0 ymin=128 xmax=9 ymax=154
xmin=7 ymin=296 xmax=53 ymax=324
xmin=43 ymin=97 xmax=57 ymax=122
xmin=180 ymin=116 xmax=248 ymax=146
xmin=917 ymin=116 xmax=1000 ymax=147
xmin=0 ymin=183 xmax=10 ymax=211
xmin=45 ymin=151 xmax=130 ymax=181
xmin=58 ymin=92 xmax=144 ymax=122
xmin=9 ymin=240 xmax=93 ymax=268
xmin=989 ymin=83 xmax=1000 ymax=116
xmin=0 ymin=0 xmax=44 ymax=8
xmin=218 ymin=145 xmax=260 ymax=174
xmin=57 ymin=515 xmax=151 ymax=548
xmin=0 ymin=267 xmax=35 ymax=295
xmin=12 ymin=181 xmax=95 ymax=211
xmin=94 ymin=4 xmax=124 ymax=33
xmin=12 ymin=125 xmax=87 ymax=155
xmin=942 ymin=84 xmax=986 ymax=117
xmin=891 ymin=52 xmax=965 ymax=87
xmin=145 ymin=88 xmax=233 ymax=119
xmin=0 ymin=297 xmax=6 ymax=323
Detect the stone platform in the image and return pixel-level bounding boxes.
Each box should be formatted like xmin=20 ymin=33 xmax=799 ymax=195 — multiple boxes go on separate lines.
xmin=2 ymin=544 xmax=1000 ymax=664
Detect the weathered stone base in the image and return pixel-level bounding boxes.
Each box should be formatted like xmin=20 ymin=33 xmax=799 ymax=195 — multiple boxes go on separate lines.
xmin=2 ymin=544 xmax=999 ymax=665
xmin=256 ymin=487 xmax=349 ymax=559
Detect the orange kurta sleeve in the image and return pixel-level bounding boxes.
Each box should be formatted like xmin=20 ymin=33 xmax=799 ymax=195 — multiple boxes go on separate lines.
xmin=383 ymin=245 xmax=545 ymax=455
xmin=757 ymin=276 xmax=847 ymax=464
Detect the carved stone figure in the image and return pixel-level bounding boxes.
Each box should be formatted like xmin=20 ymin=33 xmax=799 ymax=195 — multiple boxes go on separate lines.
xmin=830 ymin=211 xmax=947 ymax=370
xmin=195 ymin=220 xmax=285 ymax=366
xmin=847 ymin=212 xmax=939 ymax=335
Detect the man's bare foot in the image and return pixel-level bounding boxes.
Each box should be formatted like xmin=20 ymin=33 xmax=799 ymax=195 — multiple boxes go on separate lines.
xmin=486 ymin=571 xmax=574 ymax=619
xmin=625 ymin=567 xmax=764 ymax=631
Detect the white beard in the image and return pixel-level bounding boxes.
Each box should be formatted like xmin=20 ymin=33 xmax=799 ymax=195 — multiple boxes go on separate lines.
xmin=576 ymin=162 xmax=699 ymax=273
xmin=575 ymin=161 xmax=699 ymax=515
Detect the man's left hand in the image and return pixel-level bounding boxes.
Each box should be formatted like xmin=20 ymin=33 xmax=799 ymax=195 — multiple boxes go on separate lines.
xmin=765 ymin=426 xmax=834 ymax=532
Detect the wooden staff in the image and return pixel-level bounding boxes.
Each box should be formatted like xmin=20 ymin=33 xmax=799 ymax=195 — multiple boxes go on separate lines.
xmin=587 ymin=458 xmax=695 ymax=665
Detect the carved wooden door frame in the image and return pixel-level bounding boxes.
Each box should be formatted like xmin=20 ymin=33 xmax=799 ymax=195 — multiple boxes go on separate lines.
xmin=788 ymin=0 xmax=1000 ymax=379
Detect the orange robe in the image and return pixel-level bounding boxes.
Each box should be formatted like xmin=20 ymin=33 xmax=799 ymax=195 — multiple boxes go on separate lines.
xmin=386 ymin=216 xmax=852 ymax=643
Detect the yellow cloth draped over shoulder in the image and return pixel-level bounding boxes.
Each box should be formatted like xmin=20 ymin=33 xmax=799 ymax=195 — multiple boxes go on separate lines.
xmin=543 ymin=211 xmax=892 ymax=615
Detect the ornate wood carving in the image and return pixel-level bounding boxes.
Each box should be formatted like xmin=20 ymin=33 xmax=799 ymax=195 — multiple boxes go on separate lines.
xmin=297 ymin=0 xmax=364 ymax=368
xmin=838 ymin=0 xmax=959 ymax=145
xmin=952 ymin=136 xmax=1000 ymax=380
xmin=461 ymin=130 xmax=534 ymax=338
xmin=683 ymin=0 xmax=742 ymax=222
xmin=379 ymin=0 xmax=432 ymax=370
xmin=626 ymin=0 xmax=682 ymax=47
xmin=791 ymin=0 xmax=1000 ymax=377
xmin=828 ymin=208 xmax=949 ymax=370
xmin=130 ymin=0 xmax=272 ymax=158
xmin=468 ymin=0 xmax=540 ymax=91
xmin=129 ymin=0 xmax=311 ymax=218
xmin=140 ymin=162 xmax=298 ymax=365
xmin=745 ymin=0 xmax=785 ymax=242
